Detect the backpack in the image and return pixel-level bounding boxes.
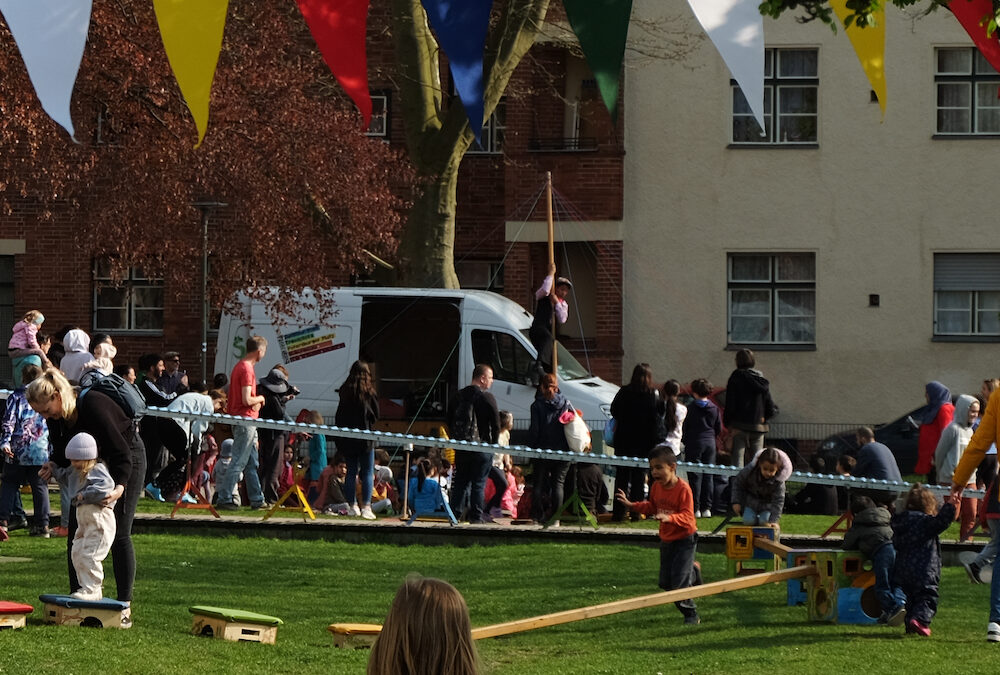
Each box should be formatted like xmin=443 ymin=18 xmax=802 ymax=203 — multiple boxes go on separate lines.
xmin=79 ymin=371 xmax=146 ymax=421
xmin=449 ymin=387 xmax=480 ymax=443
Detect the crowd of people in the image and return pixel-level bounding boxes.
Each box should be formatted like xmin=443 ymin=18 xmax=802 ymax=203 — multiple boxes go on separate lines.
xmin=6 ymin=306 xmax=1000 ymax=643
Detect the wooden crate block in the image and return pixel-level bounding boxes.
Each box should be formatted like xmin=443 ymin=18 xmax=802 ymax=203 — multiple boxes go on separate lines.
xmin=39 ymin=595 xmax=129 ymax=629
xmin=328 ymin=622 xmax=382 ymax=648
xmin=189 ymin=606 xmax=283 ymax=645
xmin=0 ymin=601 xmax=33 ymax=630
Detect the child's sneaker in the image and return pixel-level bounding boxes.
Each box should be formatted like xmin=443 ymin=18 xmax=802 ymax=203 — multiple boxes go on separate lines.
xmin=887 ymin=606 xmax=906 ymax=627
xmin=120 ymin=606 xmax=132 ymax=629
xmin=683 ymin=613 xmax=701 ymax=625
xmin=0 ymin=525 xmax=7 ymax=542
xmin=906 ymin=619 xmax=931 ymax=637
xmin=964 ymin=560 xmax=984 ymax=584
xmin=988 ymin=622 xmax=1000 ymax=643
xmin=29 ymin=525 xmax=49 ymax=538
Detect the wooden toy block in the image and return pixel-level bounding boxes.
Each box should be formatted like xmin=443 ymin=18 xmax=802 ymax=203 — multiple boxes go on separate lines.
xmin=785 ymin=550 xmax=814 ymax=606
xmin=189 ymin=606 xmax=283 ymax=644
xmin=0 ymin=601 xmax=33 ymax=630
xmin=39 ymin=594 xmax=129 ymax=629
xmin=725 ymin=526 xmax=755 ymax=560
xmin=806 ymin=552 xmax=838 ymax=623
xmin=328 ymin=622 xmax=382 ymax=648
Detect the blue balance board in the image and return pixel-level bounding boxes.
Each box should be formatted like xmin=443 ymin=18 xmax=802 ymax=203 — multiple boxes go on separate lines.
xmin=39 ymin=594 xmax=129 ymax=611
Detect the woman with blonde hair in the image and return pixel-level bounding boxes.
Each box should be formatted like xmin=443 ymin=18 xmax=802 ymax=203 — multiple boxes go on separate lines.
xmin=368 ymin=575 xmax=479 ymax=675
xmin=27 ymin=368 xmax=145 ymax=626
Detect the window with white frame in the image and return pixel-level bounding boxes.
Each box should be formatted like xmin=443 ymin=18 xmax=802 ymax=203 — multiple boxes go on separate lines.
xmin=935 ymin=47 xmax=1000 ymax=134
xmin=728 ymin=253 xmax=816 ymax=345
xmin=732 ymin=48 xmax=818 ymax=145
xmin=366 ymin=92 xmax=389 ymax=138
xmin=468 ymin=99 xmax=505 ymax=154
xmin=93 ymin=261 xmax=164 ymax=332
xmin=934 ymin=253 xmax=1000 ymax=337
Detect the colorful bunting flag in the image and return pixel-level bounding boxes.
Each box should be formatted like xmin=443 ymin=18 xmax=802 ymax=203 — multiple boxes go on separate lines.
xmin=948 ymin=0 xmax=1000 ymax=73
xmin=563 ymin=0 xmax=632 ymax=122
xmin=420 ymin=0 xmax=492 ymax=145
xmin=296 ymin=0 xmax=372 ymax=128
xmin=830 ymin=0 xmax=886 ymax=117
xmin=152 ymin=0 xmax=230 ymax=147
xmin=686 ymin=0 xmax=765 ymax=132
xmin=0 ymin=0 xmax=92 ymax=141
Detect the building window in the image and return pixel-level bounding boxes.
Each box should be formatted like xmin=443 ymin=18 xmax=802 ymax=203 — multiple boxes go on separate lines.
xmin=455 ymin=260 xmax=504 ymax=292
xmin=468 ymin=100 xmax=505 ymax=154
xmin=93 ymin=261 xmax=164 ymax=332
xmin=366 ymin=92 xmax=389 ymax=139
xmin=732 ymin=48 xmax=818 ymax=145
xmin=728 ymin=253 xmax=816 ymax=345
xmin=934 ymin=253 xmax=1000 ymax=336
xmin=935 ymin=47 xmax=1000 ymax=134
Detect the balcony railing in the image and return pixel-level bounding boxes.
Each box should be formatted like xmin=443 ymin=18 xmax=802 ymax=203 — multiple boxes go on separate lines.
xmin=528 ymin=136 xmax=599 ymax=152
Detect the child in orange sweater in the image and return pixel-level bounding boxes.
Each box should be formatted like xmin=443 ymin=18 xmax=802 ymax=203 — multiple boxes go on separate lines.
xmin=616 ymin=446 xmax=700 ymax=624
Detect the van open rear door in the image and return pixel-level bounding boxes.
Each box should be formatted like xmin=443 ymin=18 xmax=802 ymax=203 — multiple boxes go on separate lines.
xmin=360 ymin=296 xmax=461 ymax=432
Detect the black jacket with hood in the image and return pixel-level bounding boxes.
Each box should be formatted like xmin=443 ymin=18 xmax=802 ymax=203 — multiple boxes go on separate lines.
xmin=724 ymin=368 xmax=777 ymax=432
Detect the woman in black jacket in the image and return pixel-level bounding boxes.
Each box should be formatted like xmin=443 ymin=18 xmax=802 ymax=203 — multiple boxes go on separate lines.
xmin=609 ymin=363 xmax=663 ymax=522
xmin=335 ymin=361 xmax=380 ymax=520
xmin=28 ymin=368 xmax=145 ymax=626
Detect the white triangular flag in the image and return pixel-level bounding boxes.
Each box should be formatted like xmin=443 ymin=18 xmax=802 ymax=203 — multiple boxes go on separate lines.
xmin=687 ymin=0 xmax=765 ymax=132
xmin=0 ymin=0 xmax=93 ymax=141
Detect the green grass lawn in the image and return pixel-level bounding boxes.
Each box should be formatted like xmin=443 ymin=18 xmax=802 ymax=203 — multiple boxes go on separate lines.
xmin=0 ymin=530 xmax=995 ymax=674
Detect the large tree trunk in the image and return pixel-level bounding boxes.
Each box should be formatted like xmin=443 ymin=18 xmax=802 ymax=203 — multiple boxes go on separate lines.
xmin=398 ymin=149 xmax=464 ymax=288
xmin=391 ymin=0 xmax=551 ymax=288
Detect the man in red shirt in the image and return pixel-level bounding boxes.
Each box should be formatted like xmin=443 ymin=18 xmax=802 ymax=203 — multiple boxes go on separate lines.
xmin=216 ymin=335 xmax=268 ymax=510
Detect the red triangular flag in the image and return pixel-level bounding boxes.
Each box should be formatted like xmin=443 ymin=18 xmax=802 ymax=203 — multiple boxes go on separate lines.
xmin=948 ymin=0 xmax=1000 ymax=73
xmin=295 ymin=0 xmax=372 ymax=127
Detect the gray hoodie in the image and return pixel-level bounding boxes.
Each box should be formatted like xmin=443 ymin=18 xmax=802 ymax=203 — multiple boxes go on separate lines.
xmin=934 ymin=394 xmax=977 ymax=484
xmin=51 ymin=460 xmax=115 ymax=507
xmin=59 ymin=329 xmax=92 ymax=384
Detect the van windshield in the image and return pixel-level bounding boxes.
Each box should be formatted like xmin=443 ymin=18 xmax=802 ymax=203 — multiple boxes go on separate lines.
xmin=519 ymin=330 xmax=591 ymax=381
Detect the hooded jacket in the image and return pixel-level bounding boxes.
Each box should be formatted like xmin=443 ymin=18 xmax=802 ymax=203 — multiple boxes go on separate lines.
xmin=731 ymin=448 xmax=791 ymax=522
xmin=527 ymin=390 xmax=572 ymax=451
xmin=915 ymin=381 xmax=954 ymax=475
xmin=724 ymin=368 xmax=778 ymax=432
xmin=933 ymin=394 xmax=977 ymax=485
xmin=843 ymin=505 xmax=892 ymax=557
xmin=59 ymin=329 xmax=92 ymax=384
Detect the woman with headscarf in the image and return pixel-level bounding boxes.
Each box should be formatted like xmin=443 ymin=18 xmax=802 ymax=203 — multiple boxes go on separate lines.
xmin=915 ymin=381 xmax=954 ymax=484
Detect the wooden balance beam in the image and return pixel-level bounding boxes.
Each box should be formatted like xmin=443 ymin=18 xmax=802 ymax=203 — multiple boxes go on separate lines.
xmin=329 ymin=566 xmax=817 ymax=646
xmin=470 ymin=565 xmax=816 ymax=640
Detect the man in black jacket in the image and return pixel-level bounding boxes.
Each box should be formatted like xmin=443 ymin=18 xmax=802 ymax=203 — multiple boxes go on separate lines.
xmin=448 ymin=364 xmax=500 ymax=523
xmin=137 ymin=353 xmax=178 ymax=499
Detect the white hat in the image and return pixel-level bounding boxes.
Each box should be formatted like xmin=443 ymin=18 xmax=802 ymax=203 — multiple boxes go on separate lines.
xmin=66 ymin=432 xmax=98 ymax=460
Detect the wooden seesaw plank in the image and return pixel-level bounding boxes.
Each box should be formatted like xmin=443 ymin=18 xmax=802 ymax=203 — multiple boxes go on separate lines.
xmin=469 ymin=565 xmax=816 ymax=640
xmin=753 ymin=536 xmax=794 ymax=558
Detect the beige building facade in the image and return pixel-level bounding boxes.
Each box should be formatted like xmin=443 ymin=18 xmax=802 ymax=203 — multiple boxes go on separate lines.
xmin=624 ymin=4 xmax=1000 ymax=427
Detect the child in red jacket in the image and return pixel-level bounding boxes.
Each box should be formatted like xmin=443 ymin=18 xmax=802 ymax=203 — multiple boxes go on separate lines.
xmin=616 ymin=446 xmax=700 ymax=624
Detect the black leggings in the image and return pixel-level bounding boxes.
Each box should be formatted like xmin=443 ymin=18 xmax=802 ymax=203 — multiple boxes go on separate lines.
xmin=67 ymin=429 xmax=146 ymax=603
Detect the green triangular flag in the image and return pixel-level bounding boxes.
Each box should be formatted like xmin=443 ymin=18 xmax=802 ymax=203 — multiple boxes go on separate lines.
xmin=563 ymin=0 xmax=633 ymax=122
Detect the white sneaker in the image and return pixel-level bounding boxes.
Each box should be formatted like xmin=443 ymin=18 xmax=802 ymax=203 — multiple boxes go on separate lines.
xmin=360 ymin=506 xmax=376 ymax=520
xmin=350 ymin=504 xmax=361 ymax=517
xmin=694 ymin=510 xmax=702 ymax=518
xmin=70 ymin=590 xmax=102 ymax=602
xmin=988 ymin=621 xmax=1000 ymax=643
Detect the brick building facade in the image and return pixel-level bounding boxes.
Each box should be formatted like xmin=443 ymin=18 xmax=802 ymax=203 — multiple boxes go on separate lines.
xmin=0 ymin=1 xmax=624 ymax=388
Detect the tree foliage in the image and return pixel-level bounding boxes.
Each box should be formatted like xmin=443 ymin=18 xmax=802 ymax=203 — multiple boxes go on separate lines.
xmin=0 ymin=0 xmax=414 ymax=317
xmin=759 ymin=0 xmax=1000 ymax=31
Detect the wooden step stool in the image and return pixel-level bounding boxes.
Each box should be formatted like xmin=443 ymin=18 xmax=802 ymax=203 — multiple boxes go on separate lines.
xmin=189 ymin=606 xmax=283 ymax=644
xmin=39 ymin=594 xmax=129 ymax=629
xmin=0 ymin=601 xmax=33 ymax=629
xmin=328 ymin=622 xmax=382 ymax=648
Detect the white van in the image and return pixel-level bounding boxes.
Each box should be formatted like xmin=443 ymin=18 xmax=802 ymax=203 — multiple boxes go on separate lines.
xmin=214 ymin=287 xmax=617 ymax=436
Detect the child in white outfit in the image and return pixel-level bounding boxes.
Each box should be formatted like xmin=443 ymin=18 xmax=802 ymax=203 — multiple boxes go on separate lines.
xmin=46 ymin=432 xmax=118 ymax=601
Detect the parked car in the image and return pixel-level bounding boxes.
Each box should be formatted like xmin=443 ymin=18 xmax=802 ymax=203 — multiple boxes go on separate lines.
xmin=817 ymin=407 xmax=923 ymax=474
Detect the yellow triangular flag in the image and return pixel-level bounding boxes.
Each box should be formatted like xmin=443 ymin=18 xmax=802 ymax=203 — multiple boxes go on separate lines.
xmin=153 ymin=0 xmax=230 ymax=147
xmin=830 ymin=0 xmax=886 ymax=118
